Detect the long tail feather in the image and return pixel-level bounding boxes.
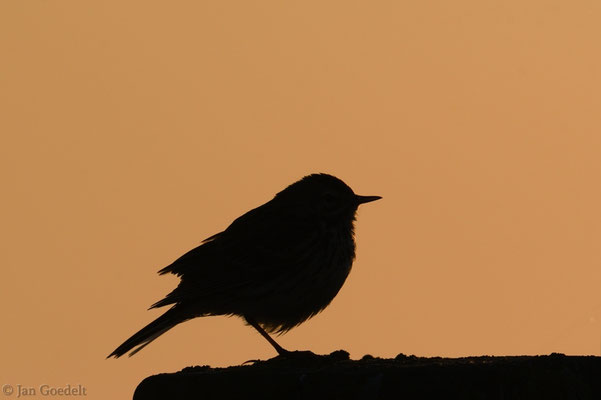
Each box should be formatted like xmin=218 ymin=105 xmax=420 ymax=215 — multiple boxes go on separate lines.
xmin=107 ymin=308 xmax=187 ymax=358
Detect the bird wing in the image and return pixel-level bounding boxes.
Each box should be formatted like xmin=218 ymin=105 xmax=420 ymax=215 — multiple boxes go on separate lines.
xmin=157 ymin=199 xmax=283 ymax=276
xmin=151 ymin=199 xmax=323 ymax=310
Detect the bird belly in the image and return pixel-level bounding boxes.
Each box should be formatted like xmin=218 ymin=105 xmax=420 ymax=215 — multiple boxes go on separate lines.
xmin=244 ymin=231 xmax=356 ymax=333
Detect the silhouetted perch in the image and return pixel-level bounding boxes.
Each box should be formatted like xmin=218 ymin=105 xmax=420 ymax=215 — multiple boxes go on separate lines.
xmin=133 ymin=352 xmax=600 ymax=400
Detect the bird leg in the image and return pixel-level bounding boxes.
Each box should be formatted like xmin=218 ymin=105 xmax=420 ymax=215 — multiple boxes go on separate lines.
xmin=245 ymin=317 xmax=288 ymax=355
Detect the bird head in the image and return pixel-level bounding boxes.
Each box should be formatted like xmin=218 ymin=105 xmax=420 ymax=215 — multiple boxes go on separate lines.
xmin=274 ymin=173 xmax=381 ymax=223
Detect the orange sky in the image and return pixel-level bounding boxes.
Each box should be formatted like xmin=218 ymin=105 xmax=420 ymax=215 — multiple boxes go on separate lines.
xmin=1 ymin=1 xmax=600 ymax=398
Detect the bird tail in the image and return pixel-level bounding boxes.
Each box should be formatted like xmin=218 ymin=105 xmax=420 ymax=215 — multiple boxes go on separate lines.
xmin=107 ymin=307 xmax=189 ymax=358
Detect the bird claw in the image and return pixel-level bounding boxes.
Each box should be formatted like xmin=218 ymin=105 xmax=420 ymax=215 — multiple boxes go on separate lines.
xmin=275 ymin=350 xmax=319 ymax=359
xmin=273 ymin=349 xmax=350 ymax=362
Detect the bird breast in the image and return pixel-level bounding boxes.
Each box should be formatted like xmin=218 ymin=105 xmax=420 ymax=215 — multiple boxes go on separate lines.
xmin=243 ymin=222 xmax=357 ymax=333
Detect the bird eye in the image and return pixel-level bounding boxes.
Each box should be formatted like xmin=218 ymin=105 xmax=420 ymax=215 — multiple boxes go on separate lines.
xmin=322 ymin=192 xmax=338 ymax=207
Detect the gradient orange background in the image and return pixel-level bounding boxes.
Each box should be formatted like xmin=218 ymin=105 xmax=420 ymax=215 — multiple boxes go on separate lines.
xmin=2 ymin=1 xmax=600 ymax=398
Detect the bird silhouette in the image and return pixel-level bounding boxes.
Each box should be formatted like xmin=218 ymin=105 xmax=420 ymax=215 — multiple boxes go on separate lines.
xmin=108 ymin=173 xmax=381 ymax=358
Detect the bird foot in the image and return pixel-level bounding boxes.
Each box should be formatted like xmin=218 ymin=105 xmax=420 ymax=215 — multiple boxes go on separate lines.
xmin=274 ymin=349 xmax=350 ymax=362
xmin=243 ymin=349 xmax=350 ymax=365
xmin=275 ymin=349 xmax=319 ymax=360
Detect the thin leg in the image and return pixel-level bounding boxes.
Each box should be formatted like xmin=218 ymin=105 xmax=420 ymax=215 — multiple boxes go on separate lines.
xmin=245 ymin=317 xmax=288 ymax=355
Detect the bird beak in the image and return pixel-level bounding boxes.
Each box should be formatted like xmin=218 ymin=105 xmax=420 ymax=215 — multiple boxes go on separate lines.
xmin=355 ymin=195 xmax=382 ymax=205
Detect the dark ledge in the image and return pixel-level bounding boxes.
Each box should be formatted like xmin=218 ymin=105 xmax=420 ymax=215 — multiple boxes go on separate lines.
xmin=134 ymin=351 xmax=601 ymax=400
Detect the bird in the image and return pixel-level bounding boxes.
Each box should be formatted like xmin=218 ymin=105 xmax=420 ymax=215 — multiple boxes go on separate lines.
xmin=107 ymin=173 xmax=381 ymax=358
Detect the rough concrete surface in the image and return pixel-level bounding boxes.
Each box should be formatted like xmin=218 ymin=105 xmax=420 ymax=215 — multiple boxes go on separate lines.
xmin=134 ymin=351 xmax=601 ymax=400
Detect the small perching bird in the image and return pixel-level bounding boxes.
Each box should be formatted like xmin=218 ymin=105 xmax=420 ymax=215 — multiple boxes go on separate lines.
xmin=108 ymin=173 xmax=381 ymax=358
